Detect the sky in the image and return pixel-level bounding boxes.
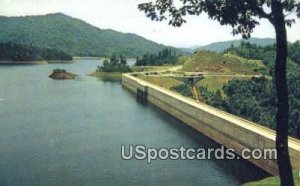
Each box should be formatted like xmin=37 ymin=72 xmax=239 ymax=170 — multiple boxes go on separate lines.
xmin=0 ymin=0 xmax=299 ymax=48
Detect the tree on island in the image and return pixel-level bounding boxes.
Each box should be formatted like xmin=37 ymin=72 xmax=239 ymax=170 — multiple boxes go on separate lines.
xmin=138 ymin=0 xmax=300 ymax=185
xmin=97 ymin=54 xmax=131 ymax=73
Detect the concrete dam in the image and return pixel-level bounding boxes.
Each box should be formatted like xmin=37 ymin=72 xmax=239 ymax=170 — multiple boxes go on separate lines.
xmin=122 ymin=73 xmax=300 ymax=175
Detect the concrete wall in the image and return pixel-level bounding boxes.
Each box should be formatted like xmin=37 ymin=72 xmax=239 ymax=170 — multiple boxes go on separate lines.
xmin=122 ymin=74 xmax=300 ymax=175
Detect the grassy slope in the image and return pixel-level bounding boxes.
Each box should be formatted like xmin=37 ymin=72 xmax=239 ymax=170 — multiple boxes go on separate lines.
xmin=137 ymin=75 xmax=182 ymax=90
xmin=196 ymin=76 xmax=251 ymax=93
xmin=244 ymin=171 xmax=300 ymax=186
xmin=88 ymin=71 xmax=123 ymax=80
xmin=224 ymin=53 xmax=265 ymax=67
xmin=183 ymin=50 xmax=257 ymax=75
xmin=130 ymin=66 xmax=173 ymax=72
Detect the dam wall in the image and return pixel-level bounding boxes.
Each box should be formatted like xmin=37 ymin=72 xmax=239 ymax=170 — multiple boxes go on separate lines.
xmin=122 ymin=74 xmax=300 ymax=175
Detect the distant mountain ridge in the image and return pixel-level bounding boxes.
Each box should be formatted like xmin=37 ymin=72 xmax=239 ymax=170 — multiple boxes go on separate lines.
xmin=196 ymin=38 xmax=276 ymax=52
xmin=0 ymin=13 xmax=175 ymax=57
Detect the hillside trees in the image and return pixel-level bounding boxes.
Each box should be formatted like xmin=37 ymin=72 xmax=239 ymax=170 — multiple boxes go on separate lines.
xmin=135 ymin=48 xmax=177 ymax=66
xmin=289 ymin=41 xmax=300 ymax=65
xmin=0 ymin=42 xmax=72 ymax=61
xmin=0 ymin=13 xmax=174 ymax=57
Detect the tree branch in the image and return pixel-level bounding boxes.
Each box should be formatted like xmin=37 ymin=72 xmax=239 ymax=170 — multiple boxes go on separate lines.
xmin=256 ymin=6 xmax=273 ymax=21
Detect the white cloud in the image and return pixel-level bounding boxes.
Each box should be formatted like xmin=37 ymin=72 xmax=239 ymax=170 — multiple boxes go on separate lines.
xmin=0 ymin=0 xmax=299 ymax=47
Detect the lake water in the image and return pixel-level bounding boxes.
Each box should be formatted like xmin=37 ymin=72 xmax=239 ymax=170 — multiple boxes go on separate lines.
xmin=0 ymin=60 xmax=268 ymax=186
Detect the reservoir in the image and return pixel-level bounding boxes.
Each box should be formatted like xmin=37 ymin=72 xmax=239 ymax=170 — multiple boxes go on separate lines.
xmin=0 ymin=60 xmax=268 ymax=185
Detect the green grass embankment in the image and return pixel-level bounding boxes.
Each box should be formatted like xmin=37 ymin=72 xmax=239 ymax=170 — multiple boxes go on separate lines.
xmin=244 ymin=171 xmax=300 ymax=186
xmin=183 ymin=50 xmax=258 ymax=75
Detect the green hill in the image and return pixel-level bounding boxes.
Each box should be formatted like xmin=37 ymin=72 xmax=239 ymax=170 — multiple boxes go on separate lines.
xmin=0 ymin=13 xmax=175 ymax=57
xmin=183 ymin=50 xmax=257 ymax=74
xmin=197 ymin=38 xmax=275 ymax=52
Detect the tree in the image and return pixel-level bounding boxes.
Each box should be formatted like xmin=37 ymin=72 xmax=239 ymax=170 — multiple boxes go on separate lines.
xmin=138 ymin=0 xmax=300 ymax=185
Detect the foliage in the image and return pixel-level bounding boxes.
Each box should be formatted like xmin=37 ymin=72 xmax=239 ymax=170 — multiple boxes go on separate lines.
xmin=0 ymin=13 xmax=178 ymax=57
xmin=138 ymin=1 xmax=299 ymax=38
xmin=0 ymin=42 xmax=72 ymax=61
xmin=289 ymin=41 xmax=300 ymax=66
xmin=198 ymin=87 xmax=228 ymax=111
xmin=135 ymin=48 xmax=178 ymax=66
xmin=224 ymin=42 xmax=276 ymax=70
xmin=195 ymin=75 xmax=300 ymax=139
xmin=97 ymin=55 xmax=131 ymax=73
xmin=225 ymin=41 xmax=300 ymax=75
xmin=224 ymin=53 xmax=267 ymax=74
xmin=170 ymin=84 xmax=193 ymax=98
xmin=196 ymin=76 xmax=247 ymax=93
xmin=223 ymin=77 xmax=277 ymax=129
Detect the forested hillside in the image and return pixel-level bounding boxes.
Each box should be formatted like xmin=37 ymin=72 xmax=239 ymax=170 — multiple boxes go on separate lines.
xmin=0 ymin=42 xmax=72 ymax=61
xmin=0 ymin=13 xmax=174 ymax=57
xmin=135 ymin=48 xmax=179 ymax=66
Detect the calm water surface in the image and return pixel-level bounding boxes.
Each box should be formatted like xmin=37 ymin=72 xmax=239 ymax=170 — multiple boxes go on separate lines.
xmin=0 ymin=60 xmax=269 ymax=186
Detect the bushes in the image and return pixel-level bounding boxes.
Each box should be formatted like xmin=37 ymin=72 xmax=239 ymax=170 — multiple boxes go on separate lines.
xmin=170 ymin=84 xmax=193 ymax=98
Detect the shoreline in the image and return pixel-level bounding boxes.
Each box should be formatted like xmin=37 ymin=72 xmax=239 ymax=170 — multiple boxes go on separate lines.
xmin=0 ymin=60 xmax=74 ymax=65
xmin=47 ymin=60 xmax=75 ymax=64
xmin=74 ymin=56 xmax=136 ymax=61
xmin=0 ymin=60 xmax=48 ymax=65
xmin=88 ymin=71 xmax=122 ymax=80
xmin=73 ymin=57 xmax=105 ymax=60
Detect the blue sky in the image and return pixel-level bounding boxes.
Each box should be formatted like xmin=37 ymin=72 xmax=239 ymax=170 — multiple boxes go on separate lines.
xmin=1 ymin=0 xmax=299 ymax=47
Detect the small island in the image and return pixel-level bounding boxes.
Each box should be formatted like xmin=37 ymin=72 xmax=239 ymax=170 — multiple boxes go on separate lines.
xmin=49 ymin=69 xmax=77 ymax=80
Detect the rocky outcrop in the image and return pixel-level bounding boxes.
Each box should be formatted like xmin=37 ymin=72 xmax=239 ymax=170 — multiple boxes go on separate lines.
xmin=49 ymin=69 xmax=77 ymax=80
